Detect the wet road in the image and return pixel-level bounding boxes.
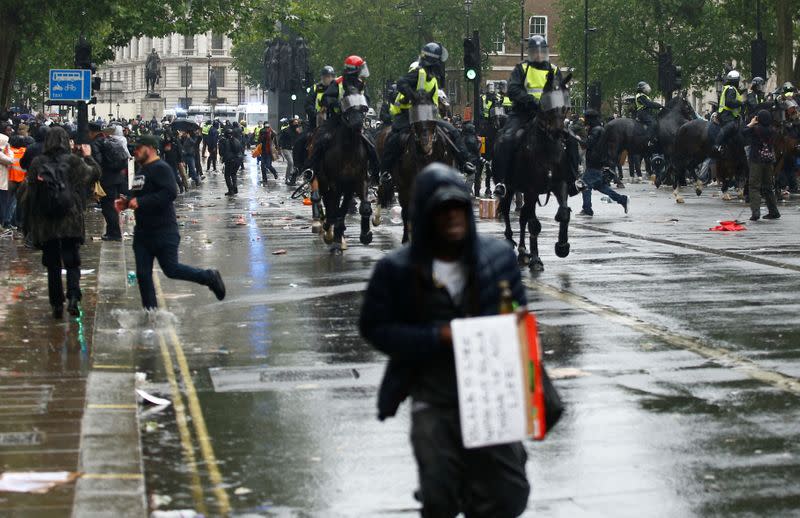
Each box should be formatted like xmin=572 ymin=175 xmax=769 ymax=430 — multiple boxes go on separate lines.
xmin=3 ymin=156 xmax=800 ymax=517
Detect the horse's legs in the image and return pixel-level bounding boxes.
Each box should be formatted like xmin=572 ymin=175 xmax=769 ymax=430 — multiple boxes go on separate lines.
xmin=554 ymin=183 xmax=571 ymax=259
xmin=672 ymin=167 xmax=685 ymax=204
xmin=359 ymin=180 xmax=373 ymax=245
xmin=517 ymin=198 xmax=531 ymax=267
xmin=529 ymin=204 xmax=544 ymax=272
xmin=321 ymin=188 xmax=337 ymax=245
xmin=500 ymin=189 xmax=516 ymax=247
xmin=336 ymin=189 xmax=352 ymax=249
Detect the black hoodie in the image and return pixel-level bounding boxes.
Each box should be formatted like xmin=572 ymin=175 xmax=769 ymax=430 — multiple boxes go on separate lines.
xmin=360 ymin=164 xmax=526 ymax=419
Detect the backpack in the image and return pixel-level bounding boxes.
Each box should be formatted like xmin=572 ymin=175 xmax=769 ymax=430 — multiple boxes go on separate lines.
xmin=36 ymin=155 xmax=74 ymax=219
xmin=102 ymin=138 xmax=129 ymax=171
xmin=757 ymin=139 xmax=775 ymax=163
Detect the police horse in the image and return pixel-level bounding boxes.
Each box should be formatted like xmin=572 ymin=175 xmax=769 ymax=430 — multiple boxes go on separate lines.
xmin=316 ymin=87 xmax=374 ymax=253
xmin=498 ymin=69 xmax=574 ymax=272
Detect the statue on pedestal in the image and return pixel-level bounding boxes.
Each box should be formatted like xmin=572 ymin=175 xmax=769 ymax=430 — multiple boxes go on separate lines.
xmin=208 ymin=68 xmax=218 ymax=100
xmin=145 ymin=49 xmax=162 ymax=97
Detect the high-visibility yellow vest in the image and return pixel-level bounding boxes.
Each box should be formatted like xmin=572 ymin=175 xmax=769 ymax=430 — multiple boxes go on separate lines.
xmin=524 ymin=63 xmax=558 ymax=100
xmin=390 ymin=68 xmax=439 ymax=117
xmin=635 ymin=93 xmax=652 ymax=111
xmin=718 ymin=85 xmax=743 ymax=117
xmin=202 ymin=124 xmax=210 ymax=135
xmin=502 ymin=95 xmax=513 ymax=107
xmin=314 ymin=83 xmax=327 ymax=112
xmin=481 ymin=94 xmax=490 ymax=117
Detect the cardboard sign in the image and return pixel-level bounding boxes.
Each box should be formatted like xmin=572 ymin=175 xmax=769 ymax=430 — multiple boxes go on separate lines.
xmin=452 ymin=314 xmax=528 ymax=448
xmin=452 ymin=313 xmax=547 ymax=448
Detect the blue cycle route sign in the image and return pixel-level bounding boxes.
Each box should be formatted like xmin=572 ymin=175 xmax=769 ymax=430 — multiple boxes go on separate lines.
xmin=49 ymin=69 xmax=92 ymax=102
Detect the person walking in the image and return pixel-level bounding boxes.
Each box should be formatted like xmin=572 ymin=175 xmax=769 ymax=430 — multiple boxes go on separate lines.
xmin=180 ymin=131 xmax=200 ymax=187
xmin=278 ymin=118 xmax=301 ymax=185
xmin=359 ymin=163 xmax=530 ymax=517
xmin=744 ymin=110 xmax=781 ymax=221
xmin=89 ymin=123 xmax=126 ymax=241
xmin=23 ymin=127 xmax=101 ymax=318
xmin=257 ymin=123 xmax=278 ymax=183
xmin=127 ymin=135 xmax=225 ymax=309
xmin=206 ymin=121 xmax=219 ymax=172
xmin=579 ymin=109 xmax=629 ymax=217
xmin=219 ymin=128 xmax=243 ymax=196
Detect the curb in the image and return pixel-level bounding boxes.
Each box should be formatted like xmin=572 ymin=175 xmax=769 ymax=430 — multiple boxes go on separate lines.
xmin=72 ymin=241 xmax=147 ymax=518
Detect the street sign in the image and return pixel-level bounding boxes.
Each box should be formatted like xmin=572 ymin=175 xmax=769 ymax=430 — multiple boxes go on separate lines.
xmin=49 ymin=69 xmax=92 ymax=102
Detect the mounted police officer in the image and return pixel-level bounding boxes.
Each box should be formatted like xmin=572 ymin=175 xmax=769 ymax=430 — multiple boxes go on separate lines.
xmin=305 ymin=65 xmax=336 ymax=129
xmin=306 ymin=55 xmax=379 ymax=180
xmin=381 ymin=42 xmax=475 ymax=177
xmin=714 ymin=70 xmax=744 ymax=153
xmin=492 ymin=35 xmax=559 ymax=197
xmin=634 ymin=81 xmax=662 ymax=130
xmin=782 ymin=81 xmax=796 ymax=100
xmin=744 ymin=77 xmax=766 ymax=120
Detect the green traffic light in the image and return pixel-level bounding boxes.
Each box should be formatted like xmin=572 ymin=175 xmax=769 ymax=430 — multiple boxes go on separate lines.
xmin=466 ymin=69 xmax=477 ymax=80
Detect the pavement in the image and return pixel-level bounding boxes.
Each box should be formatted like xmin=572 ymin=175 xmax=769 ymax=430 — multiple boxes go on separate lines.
xmin=1 ymin=157 xmax=800 ymax=517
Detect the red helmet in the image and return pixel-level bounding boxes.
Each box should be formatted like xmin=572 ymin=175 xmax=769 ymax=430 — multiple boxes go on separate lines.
xmin=343 ymin=55 xmax=369 ymax=78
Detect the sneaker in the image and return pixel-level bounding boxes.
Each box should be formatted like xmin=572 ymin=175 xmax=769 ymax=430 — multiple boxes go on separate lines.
xmin=578 ymin=210 xmax=593 ymax=217
xmin=622 ymin=195 xmax=630 ymax=214
xmin=749 ymin=214 xmax=760 ymax=221
xmin=208 ymin=270 xmax=226 ymax=301
xmin=67 ymin=298 xmax=80 ymax=316
xmin=101 ymin=235 xmax=122 ymax=242
xmin=763 ymin=213 xmax=781 ymax=220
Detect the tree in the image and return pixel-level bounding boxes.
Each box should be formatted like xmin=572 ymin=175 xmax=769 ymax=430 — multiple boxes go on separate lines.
xmin=555 ymin=0 xmax=775 ymax=110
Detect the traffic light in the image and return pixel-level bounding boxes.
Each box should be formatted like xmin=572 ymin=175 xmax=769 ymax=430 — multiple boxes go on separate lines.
xmin=75 ymin=36 xmax=92 ymax=70
xmin=657 ymin=49 xmax=672 ymax=94
xmin=463 ymin=37 xmax=479 ymax=81
xmin=588 ymin=81 xmax=602 ymax=111
xmin=751 ymin=37 xmax=767 ymax=80
xmin=673 ymin=66 xmax=682 ymax=90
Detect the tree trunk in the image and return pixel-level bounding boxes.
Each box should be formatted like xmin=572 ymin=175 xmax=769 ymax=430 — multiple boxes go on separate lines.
xmin=775 ymin=0 xmax=794 ymax=83
xmin=0 ymin=7 xmax=21 ymax=111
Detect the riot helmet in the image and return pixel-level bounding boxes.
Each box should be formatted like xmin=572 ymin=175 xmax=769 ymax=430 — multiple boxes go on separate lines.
xmin=751 ymin=76 xmax=765 ymax=92
xmin=783 ymin=81 xmax=796 ymax=93
xmin=527 ymin=35 xmax=549 ymax=63
xmin=420 ymin=42 xmax=449 ymax=66
xmin=725 ymin=70 xmax=741 ymax=86
xmin=637 ymin=81 xmax=651 ymax=94
xmin=344 ymin=55 xmax=369 ymax=78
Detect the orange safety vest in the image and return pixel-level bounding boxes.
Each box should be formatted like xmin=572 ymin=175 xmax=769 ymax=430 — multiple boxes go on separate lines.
xmin=8 ymin=147 xmax=25 ymax=183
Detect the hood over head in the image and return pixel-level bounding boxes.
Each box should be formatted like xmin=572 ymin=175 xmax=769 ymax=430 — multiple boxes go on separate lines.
xmin=410 ymin=163 xmax=476 ymax=264
xmin=44 ymin=126 xmax=71 ymax=156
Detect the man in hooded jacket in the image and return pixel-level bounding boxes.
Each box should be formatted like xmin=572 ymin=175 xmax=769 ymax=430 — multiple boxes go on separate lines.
xmin=24 ymin=127 xmax=101 ymax=318
xmin=359 ymin=163 xmax=530 ymax=517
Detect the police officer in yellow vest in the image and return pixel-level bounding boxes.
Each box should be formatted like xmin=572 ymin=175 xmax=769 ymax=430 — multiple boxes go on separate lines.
xmin=782 ymin=81 xmax=796 ymax=100
xmin=634 ymin=81 xmax=662 ymax=129
xmin=496 ymin=80 xmax=513 ymax=109
xmin=714 ymin=70 xmax=744 ymax=153
xmin=381 ymin=42 xmax=474 ymax=176
xmin=492 ymin=35 xmax=559 ymax=196
xmin=304 ymin=66 xmax=336 ymax=130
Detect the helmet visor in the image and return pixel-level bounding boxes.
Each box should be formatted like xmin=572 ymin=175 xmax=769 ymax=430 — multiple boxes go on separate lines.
xmin=359 ymin=63 xmax=370 ymax=79
xmin=540 ymin=89 xmax=571 ymax=112
xmin=439 ymin=45 xmax=449 ymax=63
xmin=528 ymin=47 xmax=549 ymax=62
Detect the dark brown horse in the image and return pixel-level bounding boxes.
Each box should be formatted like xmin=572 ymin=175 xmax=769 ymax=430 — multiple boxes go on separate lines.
xmin=387 ymin=90 xmax=456 ymax=243
xmin=498 ymin=69 xmax=573 ymax=272
xmin=316 ymin=87 xmax=373 ymax=253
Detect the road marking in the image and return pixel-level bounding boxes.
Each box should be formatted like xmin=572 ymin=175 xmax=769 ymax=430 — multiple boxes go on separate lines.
xmin=568 ymin=221 xmax=800 ymax=273
xmin=526 ymin=279 xmax=800 ymax=395
xmin=91 ymin=364 xmax=131 ymax=370
xmin=87 ymin=404 xmax=137 ymax=410
xmin=154 ymin=274 xmax=231 ymax=515
xmin=82 ymin=473 xmax=144 ymax=480
xmin=156 ymin=327 xmax=208 ymax=515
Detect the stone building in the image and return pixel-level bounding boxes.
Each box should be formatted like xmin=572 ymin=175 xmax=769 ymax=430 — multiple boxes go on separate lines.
xmin=96 ymin=33 xmax=261 ymax=119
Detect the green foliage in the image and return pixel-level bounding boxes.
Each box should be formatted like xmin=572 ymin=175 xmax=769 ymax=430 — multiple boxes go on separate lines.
xmin=555 ymin=0 xmax=776 ymax=110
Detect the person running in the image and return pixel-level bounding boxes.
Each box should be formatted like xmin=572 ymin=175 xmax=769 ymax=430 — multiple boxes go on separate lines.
xmin=23 ymin=127 xmax=101 ymax=318
xmin=127 ymin=135 xmax=225 ymax=309
xmin=579 ymin=109 xmax=629 ymax=216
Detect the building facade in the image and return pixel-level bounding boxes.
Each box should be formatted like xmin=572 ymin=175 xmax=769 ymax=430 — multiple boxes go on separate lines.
xmin=97 ymin=33 xmax=261 ymax=117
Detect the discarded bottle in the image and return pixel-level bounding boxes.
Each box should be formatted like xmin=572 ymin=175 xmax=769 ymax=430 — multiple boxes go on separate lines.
xmin=499 ymin=280 xmax=515 ymax=314
xmin=127 ymin=271 xmax=137 ymax=286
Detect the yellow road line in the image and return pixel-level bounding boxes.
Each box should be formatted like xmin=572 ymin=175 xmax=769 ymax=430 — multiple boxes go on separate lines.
xmin=82 ymin=473 xmax=144 ymax=480
xmin=154 ymin=274 xmax=231 ymax=515
xmin=92 ymin=364 xmax=131 ymax=369
xmin=157 ymin=329 xmax=209 ymax=516
xmin=87 ymin=404 xmax=137 ymax=409
xmin=527 ymin=279 xmax=800 ymax=395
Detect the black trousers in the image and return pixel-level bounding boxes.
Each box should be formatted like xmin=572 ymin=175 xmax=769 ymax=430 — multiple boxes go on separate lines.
xmin=41 ymin=238 xmax=82 ymax=306
xmin=411 ymin=406 xmax=530 ymax=517
xmin=100 ymin=184 xmax=122 ymax=238
xmin=206 ymin=145 xmax=218 ymax=171
xmin=492 ymin=113 xmax=528 ymax=184
xmin=224 ymin=160 xmax=239 ymax=194
xmin=133 ymin=231 xmax=212 ymax=309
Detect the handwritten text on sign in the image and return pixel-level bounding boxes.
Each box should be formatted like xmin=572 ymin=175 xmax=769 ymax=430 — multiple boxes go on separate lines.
xmin=452 ymin=314 xmax=527 ymax=449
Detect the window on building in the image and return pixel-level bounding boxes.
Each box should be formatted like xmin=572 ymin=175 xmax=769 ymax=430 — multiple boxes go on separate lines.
xmin=211 ymin=32 xmax=224 ymax=52
xmin=181 ymin=65 xmax=193 ymax=87
xmin=213 ymin=66 xmax=226 ymax=88
xmin=529 ymin=16 xmax=547 ymax=40
xmin=131 ymin=69 xmax=135 ymax=89
xmin=183 ymin=35 xmax=194 ymax=55
xmin=493 ymin=25 xmax=506 ymax=54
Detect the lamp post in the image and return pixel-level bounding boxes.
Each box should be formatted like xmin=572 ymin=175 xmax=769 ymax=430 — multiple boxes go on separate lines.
xmin=116 ymin=102 xmax=120 ymax=119
xmin=291 ymin=93 xmax=297 ymax=117
xmin=183 ymin=57 xmax=190 ymax=109
xmin=583 ymin=0 xmax=597 ymax=111
xmin=108 ymin=72 xmax=113 ymax=120
xmin=464 ymin=0 xmax=473 ymax=36
xmin=415 ymin=9 xmax=423 ymax=48
xmin=520 ymin=0 xmax=525 ymax=60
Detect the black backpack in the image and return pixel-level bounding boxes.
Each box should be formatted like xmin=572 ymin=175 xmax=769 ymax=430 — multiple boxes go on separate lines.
xmin=36 ymin=155 xmax=75 ymax=219
xmin=102 ymin=138 xmax=129 ymax=172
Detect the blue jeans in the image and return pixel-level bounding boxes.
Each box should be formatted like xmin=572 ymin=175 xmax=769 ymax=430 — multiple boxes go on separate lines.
xmin=184 ymin=155 xmax=198 ymax=183
xmin=260 ymin=153 xmax=277 ymax=181
xmin=133 ymin=231 xmax=212 ymax=309
xmin=581 ymin=168 xmax=626 ymax=214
